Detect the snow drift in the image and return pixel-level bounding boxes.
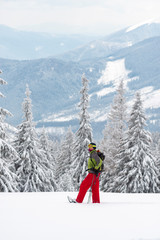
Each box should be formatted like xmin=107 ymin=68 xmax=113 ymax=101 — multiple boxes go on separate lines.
xmin=0 ymin=192 xmax=160 ymax=240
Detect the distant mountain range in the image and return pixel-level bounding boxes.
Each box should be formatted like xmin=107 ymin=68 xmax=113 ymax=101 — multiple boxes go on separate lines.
xmin=0 ymin=24 xmax=97 ymax=60
xmin=1 ymin=21 xmax=160 ymax=140
xmin=57 ymin=21 xmax=160 ymax=61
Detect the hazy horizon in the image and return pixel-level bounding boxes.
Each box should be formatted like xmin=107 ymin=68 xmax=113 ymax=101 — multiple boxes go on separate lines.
xmin=1 ymin=0 xmax=160 ymax=36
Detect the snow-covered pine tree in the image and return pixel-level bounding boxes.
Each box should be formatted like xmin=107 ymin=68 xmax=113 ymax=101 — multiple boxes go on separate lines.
xmin=72 ymin=74 xmax=92 ymax=190
xmin=40 ymin=127 xmax=57 ymax=170
xmin=62 ymin=126 xmax=75 ymax=173
xmin=154 ymin=138 xmax=160 ymax=175
xmin=112 ymin=92 xmax=160 ymax=193
xmin=0 ymin=70 xmax=12 ymax=140
xmin=14 ymin=85 xmax=56 ymax=192
xmin=100 ymin=79 xmax=127 ymax=191
xmin=39 ymin=127 xmax=57 ymax=190
xmin=57 ymin=126 xmax=75 ymax=191
xmin=45 ymin=136 xmax=59 ymax=179
xmin=0 ymin=69 xmax=18 ymax=192
xmin=58 ymin=172 xmax=74 ymax=192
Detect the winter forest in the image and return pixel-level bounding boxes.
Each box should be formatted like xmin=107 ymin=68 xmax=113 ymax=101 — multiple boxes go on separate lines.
xmin=0 ymin=69 xmax=160 ymax=193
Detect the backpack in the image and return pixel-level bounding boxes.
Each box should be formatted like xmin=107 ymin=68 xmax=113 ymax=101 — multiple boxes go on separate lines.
xmin=97 ymin=150 xmax=105 ymax=171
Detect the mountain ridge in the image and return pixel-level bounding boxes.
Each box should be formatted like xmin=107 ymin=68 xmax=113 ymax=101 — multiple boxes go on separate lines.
xmin=0 ymin=24 xmax=97 ymax=60
xmin=1 ymin=22 xmax=160 ymax=139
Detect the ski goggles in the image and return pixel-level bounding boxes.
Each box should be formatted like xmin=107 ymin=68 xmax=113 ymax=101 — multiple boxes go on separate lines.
xmin=88 ymin=143 xmax=96 ymax=149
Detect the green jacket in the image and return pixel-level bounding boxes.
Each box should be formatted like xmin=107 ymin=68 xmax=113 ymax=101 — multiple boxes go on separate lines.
xmin=88 ymin=150 xmax=103 ymax=173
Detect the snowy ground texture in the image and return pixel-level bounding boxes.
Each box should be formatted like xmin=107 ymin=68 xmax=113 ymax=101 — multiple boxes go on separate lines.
xmin=0 ymin=192 xmax=160 ymax=240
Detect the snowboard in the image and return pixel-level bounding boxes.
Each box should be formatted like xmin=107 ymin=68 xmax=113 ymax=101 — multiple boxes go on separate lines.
xmin=67 ymin=196 xmax=77 ymax=203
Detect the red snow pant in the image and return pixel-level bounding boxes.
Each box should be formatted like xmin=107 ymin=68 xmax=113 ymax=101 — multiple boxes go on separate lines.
xmin=76 ymin=173 xmax=100 ymax=203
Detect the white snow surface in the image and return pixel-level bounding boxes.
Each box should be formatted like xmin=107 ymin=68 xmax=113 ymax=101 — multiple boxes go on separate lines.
xmin=141 ymin=87 xmax=160 ymax=109
xmin=97 ymin=87 xmax=115 ymax=97
xmin=126 ymin=19 xmax=153 ymax=32
xmin=98 ymin=59 xmax=132 ymax=88
xmin=41 ymin=110 xmax=78 ymax=122
xmin=97 ymin=59 xmax=138 ymax=100
xmin=0 ymin=192 xmax=160 ymax=240
xmin=126 ymin=18 xmax=160 ymax=32
xmin=97 ymin=58 xmax=160 ymax=111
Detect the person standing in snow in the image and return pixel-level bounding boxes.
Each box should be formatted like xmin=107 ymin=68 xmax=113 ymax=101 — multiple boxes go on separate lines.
xmin=68 ymin=142 xmax=103 ymax=203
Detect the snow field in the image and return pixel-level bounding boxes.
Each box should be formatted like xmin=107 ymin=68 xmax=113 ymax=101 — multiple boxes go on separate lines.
xmin=0 ymin=192 xmax=160 ymax=240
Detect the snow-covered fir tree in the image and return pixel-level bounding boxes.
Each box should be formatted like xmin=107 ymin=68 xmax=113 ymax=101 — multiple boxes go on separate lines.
xmin=100 ymin=79 xmax=127 ymax=191
xmin=62 ymin=126 xmax=75 ymax=173
xmin=41 ymin=132 xmax=59 ymax=179
xmin=39 ymin=127 xmax=57 ymax=190
xmin=72 ymin=74 xmax=92 ymax=190
xmin=111 ymin=92 xmax=160 ymax=193
xmin=151 ymin=132 xmax=160 ymax=171
xmin=14 ymin=85 xmax=56 ymax=192
xmin=0 ymin=70 xmax=12 ymax=140
xmin=58 ymin=172 xmax=74 ymax=192
xmin=155 ymin=138 xmax=160 ymax=174
xmin=0 ymin=69 xmax=18 ymax=192
xmin=54 ymin=138 xmax=65 ymax=185
xmin=57 ymin=126 xmax=75 ymax=191
xmin=40 ymin=127 xmax=52 ymax=161
xmin=39 ymin=127 xmax=57 ymax=171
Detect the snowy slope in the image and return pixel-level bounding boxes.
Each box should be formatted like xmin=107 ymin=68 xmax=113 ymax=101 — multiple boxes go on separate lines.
xmin=0 ymin=25 xmax=96 ymax=60
xmin=1 ymin=22 xmax=160 ymax=140
xmin=97 ymin=57 xmax=160 ymax=110
xmin=0 ymin=192 xmax=160 ymax=240
xmin=126 ymin=18 xmax=160 ymax=32
xmin=58 ymin=21 xmax=160 ymax=62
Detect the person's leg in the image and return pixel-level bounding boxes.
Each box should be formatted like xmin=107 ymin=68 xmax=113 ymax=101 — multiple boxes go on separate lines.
xmin=76 ymin=173 xmax=95 ymax=203
xmin=92 ymin=174 xmax=100 ymax=203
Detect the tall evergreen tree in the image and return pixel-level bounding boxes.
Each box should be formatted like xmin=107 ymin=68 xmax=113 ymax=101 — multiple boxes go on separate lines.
xmin=14 ymin=85 xmax=56 ymax=192
xmin=54 ymin=138 xmax=64 ymax=186
xmin=72 ymin=74 xmax=92 ymax=190
xmin=46 ymin=137 xmax=59 ymax=179
xmin=0 ymin=70 xmax=12 ymax=140
xmin=39 ymin=127 xmax=57 ymax=190
xmin=58 ymin=171 xmax=74 ymax=192
xmin=62 ymin=126 xmax=75 ymax=173
xmin=100 ymin=79 xmax=127 ymax=191
xmin=40 ymin=127 xmax=56 ymax=170
xmin=0 ymin=69 xmax=18 ymax=192
xmin=154 ymin=138 xmax=160 ymax=176
xmin=57 ymin=126 xmax=75 ymax=191
xmin=112 ymin=92 xmax=160 ymax=193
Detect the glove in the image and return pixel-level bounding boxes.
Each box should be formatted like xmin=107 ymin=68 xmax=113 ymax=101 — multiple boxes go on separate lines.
xmin=93 ymin=169 xmax=99 ymax=177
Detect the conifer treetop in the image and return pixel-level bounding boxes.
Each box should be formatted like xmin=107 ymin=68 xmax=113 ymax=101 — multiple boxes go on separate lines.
xmin=0 ymin=70 xmax=7 ymax=85
xmin=22 ymin=84 xmax=33 ymax=123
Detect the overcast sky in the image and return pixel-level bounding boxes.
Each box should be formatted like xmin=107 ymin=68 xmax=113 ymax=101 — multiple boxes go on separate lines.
xmin=1 ymin=0 xmax=160 ymax=35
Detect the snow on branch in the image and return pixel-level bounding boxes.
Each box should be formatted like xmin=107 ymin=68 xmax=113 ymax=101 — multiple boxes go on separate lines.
xmin=0 ymin=92 xmax=5 ymax=98
xmin=0 ymin=108 xmax=13 ymax=117
xmin=0 ymin=78 xmax=7 ymax=85
xmin=0 ymin=138 xmax=19 ymax=157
